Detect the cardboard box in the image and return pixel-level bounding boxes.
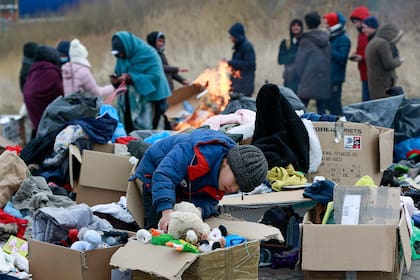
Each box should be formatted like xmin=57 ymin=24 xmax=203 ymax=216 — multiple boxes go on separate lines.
xmin=29 ymin=239 xmax=124 ymax=280
xmin=119 ymin=180 xmax=284 ymax=279
xmin=0 ymin=114 xmax=26 ymax=146
xmin=308 ymin=121 xmax=394 ymax=185
xmin=166 ymin=84 xmax=205 ymax=119
xmin=301 ymin=187 xmax=412 ymax=279
xmin=218 ymin=189 xmax=314 ymax=222
xmin=69 ymin=144 xmax=132 ymax=206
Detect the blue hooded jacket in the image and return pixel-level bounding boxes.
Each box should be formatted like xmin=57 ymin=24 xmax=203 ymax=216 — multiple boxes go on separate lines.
xmin=132 ymin=129 xmax=236 ymax=219
xmin=329 ymin=12 xmax=351 ymax=83
xmin=228 ymin=23 xmax=256 ymax=97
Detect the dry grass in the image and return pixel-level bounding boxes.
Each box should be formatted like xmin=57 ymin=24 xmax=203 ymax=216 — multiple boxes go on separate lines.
xmin=0 ymin=0 xmax=418 ymax=114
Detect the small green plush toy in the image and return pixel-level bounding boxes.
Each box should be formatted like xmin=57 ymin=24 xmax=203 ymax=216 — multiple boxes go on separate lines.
xmin=166 ymin=239 xmax=199 ymax=254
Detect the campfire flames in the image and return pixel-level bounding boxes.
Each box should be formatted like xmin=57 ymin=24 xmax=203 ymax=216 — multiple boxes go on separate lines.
xmin=174 ymin=61 xmax=237 ymax=131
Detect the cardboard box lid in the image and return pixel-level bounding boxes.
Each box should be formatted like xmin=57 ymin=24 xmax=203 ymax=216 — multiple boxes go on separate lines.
xmin=219 ymin=189 xmax=310 ymax=207
xmin=302 ymin=224 xmax=397 ymax=272
xmin=166 ymin=84 xmax=205 ymax=118
xmin=110 ymin=240 xmax=198 ymax=280
xmin=79 ymin=148 xmax=132 ymax=192
xmin=206 ymin=214 xmax=284 ymax=242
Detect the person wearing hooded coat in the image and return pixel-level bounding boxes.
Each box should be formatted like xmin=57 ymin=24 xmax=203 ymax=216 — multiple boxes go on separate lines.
xmin=110 ymin=31 xmax=171 ymax=133
xmin=19 ymin=41 xmax=38 ymax=92
xmin=294 ymin=12 xmax=331 ymax=113
xmin=227 ymin=22 xmax=256 ymax=97
xmin=278 ymin=19 xmax=303 ymax=94
xmin=23 ymin=45 xmax=64 ymax=134
xmin=348 ymin=6 xmax=371 ymax=101
xmin=62 ymin=39 xmax=114 ymax=97
xmin=146 ymin=31 xmax=189 ymax=129
xmin=320 ymin=12 xmax=351 ymax=116
xmin=365 ymin=24 xmax=404 ymax=100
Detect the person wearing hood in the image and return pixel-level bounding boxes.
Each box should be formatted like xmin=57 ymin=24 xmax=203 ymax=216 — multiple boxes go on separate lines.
xmin=110 ymin=31 xmax=171 ymax=133
xmin=56 ymin=40 xmax=71 ymax=65
xmin=146 ymin=31 xmax=189 ymax=129
xmin=294 ymin=11 xmax=331 ymax=113
xmin=365 ymin=23 xmax=405 ymax=100
xmin=227 ymin=22 xmax=256 ymax=97
xmin=320 ymin=12 xmax=351 ymax=116
xmin=349 ymin=6 xmax=370 ymax=101
xmin=277 ymin=19 xmax=304 ymax=94
xmin=62 ymin=39 xmax=114 ymax=97
xmin=23 ymin=45 xmax=64 ymax=134
xmin=19 ymin=41 xmax=38 ymax=92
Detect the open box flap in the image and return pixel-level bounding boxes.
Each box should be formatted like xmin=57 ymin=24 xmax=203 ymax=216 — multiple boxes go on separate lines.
xmin=379 ymin=128 xmax=395 ymax=172
xmin=219 ymin=189 xmax=309 ymax=207
xmin=110 ymin=240 xmax=198 ymax=280
xmin=398 ymin=206 xmax=412 ymax=271
xmin=206 ymin=214 xmax=284 ymax=242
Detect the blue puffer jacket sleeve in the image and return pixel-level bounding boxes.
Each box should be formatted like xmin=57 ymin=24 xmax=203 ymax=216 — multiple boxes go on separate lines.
xmin=151 ymin=141 xmax=193 ymax=213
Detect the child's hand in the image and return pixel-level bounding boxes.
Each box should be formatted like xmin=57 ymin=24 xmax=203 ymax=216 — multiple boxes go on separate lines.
xmin=158 ymin=209 xmax=174 ymax=233
xmin=179 ymin=67 xmax=189 ymax=73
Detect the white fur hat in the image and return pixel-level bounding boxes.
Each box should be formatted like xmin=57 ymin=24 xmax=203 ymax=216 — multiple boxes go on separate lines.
xmin=69 ymin=39 xmax=91 ymax=67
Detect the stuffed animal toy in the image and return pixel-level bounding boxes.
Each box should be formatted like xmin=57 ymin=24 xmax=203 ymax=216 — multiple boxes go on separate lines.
xmin=70 ymin=229 xmax=102 ymax=251
xmin=199 ymin=225 xmax=228 ymax=253
xmin=136 ymin=229 xmax=199 ymax=253
xmin=167 ymin=201 xmax=211 ymax=245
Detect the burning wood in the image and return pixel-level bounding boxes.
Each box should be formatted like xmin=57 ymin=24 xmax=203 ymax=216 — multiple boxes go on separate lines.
xmin=174 ymin=61 xmax=236 ymax=131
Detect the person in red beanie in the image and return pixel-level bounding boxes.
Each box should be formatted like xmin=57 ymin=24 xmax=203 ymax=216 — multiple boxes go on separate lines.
xmin=320 ymin=12 xmax=351 ymax=116
xmin=348 ymin=6 xmax=370 ymax=101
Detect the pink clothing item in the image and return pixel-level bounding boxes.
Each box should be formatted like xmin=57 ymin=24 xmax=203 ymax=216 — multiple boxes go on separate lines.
xmin=203 ymin=109 xmax=256 ymax=130
xmin=62 ymin=62 xmax=114 ymax=97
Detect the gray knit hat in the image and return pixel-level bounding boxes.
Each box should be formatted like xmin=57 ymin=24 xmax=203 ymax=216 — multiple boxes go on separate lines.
xmin=227 ymin=145 xmax=268 ymax=193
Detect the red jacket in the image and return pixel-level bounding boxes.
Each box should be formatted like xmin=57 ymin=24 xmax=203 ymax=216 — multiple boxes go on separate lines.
xmin=356 ymin=32 xmax=368 ymax=81
xmin=350 ymin=6 xmax=370 ymax=81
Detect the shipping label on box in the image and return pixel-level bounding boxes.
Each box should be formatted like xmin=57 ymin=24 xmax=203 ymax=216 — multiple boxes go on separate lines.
xmin=308 ymin=122 xmax=394 ymax=185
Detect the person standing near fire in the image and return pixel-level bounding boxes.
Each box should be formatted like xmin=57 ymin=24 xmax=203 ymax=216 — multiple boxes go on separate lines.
xmin=227 ymin=22 xmax=256 ymax=97
xmin=146 ymin=31 xmax=190 ymax=129
xmin=110 ymin=31 xmax=171 ymax=133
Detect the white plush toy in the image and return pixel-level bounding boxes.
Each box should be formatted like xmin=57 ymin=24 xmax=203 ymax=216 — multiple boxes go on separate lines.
xmin=70 ymin=230 xmax=103 ymax=251
xmin=167 ymin=201 xmax=211 ymax=245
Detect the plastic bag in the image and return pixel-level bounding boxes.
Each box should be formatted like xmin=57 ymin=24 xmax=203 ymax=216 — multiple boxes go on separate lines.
xmin=36 ymin=92 xmax=100 ymax=138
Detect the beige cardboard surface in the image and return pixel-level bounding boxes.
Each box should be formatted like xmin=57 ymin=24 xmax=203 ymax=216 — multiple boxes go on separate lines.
xmin=333 ymin=186 xmax=400 ymax=225
xmin=302 ymin=224 xmax=396 ymax=272
xmin=166 ymin=84 xmax=205 ymax=118
xmin=303 ymin=270 xmax=398 ymax=280
xmin=302 ymin=186 xmax=411 ymax=274
xmin=69 ymin=144 xmax=132 ymax=206
xmin=399 ymin=207 xmax=412 ymax=270
xmin=111 ymin=239 xmax=260 ymax=280
xmin=110 ymin=240 xmax=198 ymax=280
xmin=206 ymin=215 xmax=284 ymax=242
xmin=126 ymin=179 xmax=145 ymax=228
xmin=29 ymin=239 xmax=122 ymax=280
xmin=219 ymin=189 xmax=310 ymax=206
xmin=308 ymin=122 xmax=394 ymax=185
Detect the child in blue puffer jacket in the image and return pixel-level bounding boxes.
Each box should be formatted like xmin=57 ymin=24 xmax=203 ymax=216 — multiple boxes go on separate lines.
xmin=131 ymin=128 xmax=268 ymax=232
